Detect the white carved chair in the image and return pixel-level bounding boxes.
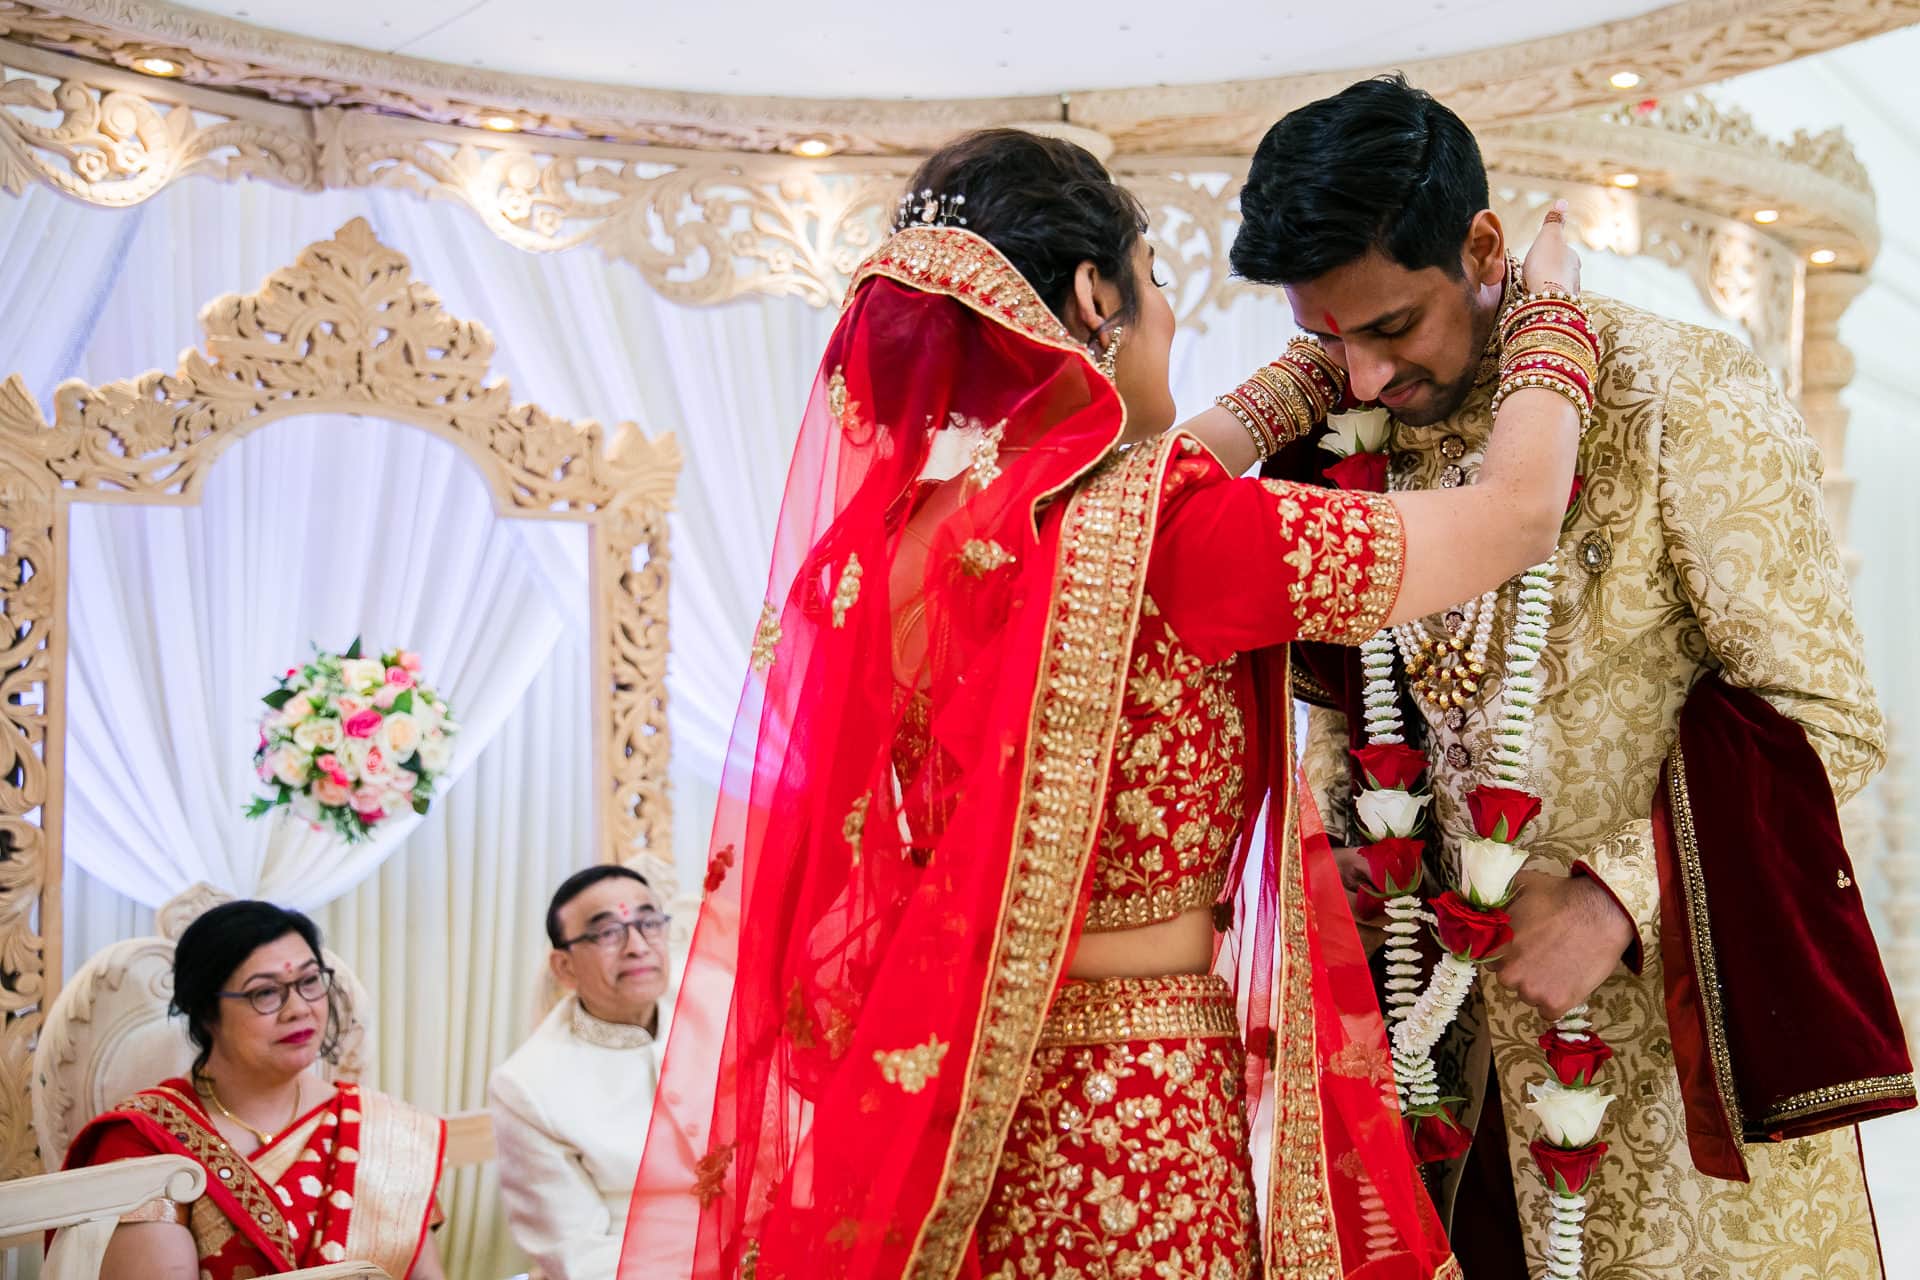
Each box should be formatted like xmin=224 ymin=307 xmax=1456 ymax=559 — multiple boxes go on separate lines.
xmin=20 ymin=884 xmax=492 ymax=1276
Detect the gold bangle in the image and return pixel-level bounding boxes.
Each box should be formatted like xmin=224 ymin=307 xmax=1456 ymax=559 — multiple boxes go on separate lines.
xmin=1216 ymin=391 xmax=1278 ymax=459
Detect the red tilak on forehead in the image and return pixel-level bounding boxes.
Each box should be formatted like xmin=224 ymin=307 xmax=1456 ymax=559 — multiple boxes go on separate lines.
xmin=1323 ymin=312 xmax=1341 ymax=336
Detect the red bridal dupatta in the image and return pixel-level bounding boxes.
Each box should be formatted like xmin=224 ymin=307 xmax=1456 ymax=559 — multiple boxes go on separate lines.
xmin=63 ymin=1079 xmax=443 ymax=1278
xmin=624 ymin=225 xmax=1452 ymax=1280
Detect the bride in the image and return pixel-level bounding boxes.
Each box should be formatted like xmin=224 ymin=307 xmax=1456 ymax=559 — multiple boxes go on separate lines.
xmin=624 ymin=127 xmax=1588 ymax=1279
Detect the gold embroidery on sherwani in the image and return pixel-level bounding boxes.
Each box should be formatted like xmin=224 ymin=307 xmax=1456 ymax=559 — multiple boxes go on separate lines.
xmin=1350 ymin=295 xmax=1886 ymax=1280
xmin=904 ymin=438 xmax=1171 ymax=1280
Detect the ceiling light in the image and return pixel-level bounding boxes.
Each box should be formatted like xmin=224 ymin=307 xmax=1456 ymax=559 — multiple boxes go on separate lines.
xmin=1751 ymin=208 xmax=1780 ymax=224
xmin=132 ymin=56 xmax=183 ymax=77
xmin=1608 ymin=71 xmax=1642 ymax=90
xmin=1611 ymin=172 xmax=1640 ymax=189
xmin=480 ymin=115 xmax=520 ymax=133
xmin=791 ymin=136 xmax=839 ymax=159
xmin=1809 ymin=248 xmax=1839 ymax=266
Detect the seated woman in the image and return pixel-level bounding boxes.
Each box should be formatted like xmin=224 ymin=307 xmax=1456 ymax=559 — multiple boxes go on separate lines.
xmin=61 ymin=900 xmax=447 ymax=1280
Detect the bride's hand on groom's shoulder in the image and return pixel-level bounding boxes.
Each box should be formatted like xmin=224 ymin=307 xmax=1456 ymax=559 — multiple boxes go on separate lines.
xmin=1520 ymin=200 xmax=1581 ymax=296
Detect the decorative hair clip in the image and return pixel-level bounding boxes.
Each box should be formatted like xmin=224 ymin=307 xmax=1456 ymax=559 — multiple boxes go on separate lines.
xmin=893 ymin=187 xmax=968 ymax=231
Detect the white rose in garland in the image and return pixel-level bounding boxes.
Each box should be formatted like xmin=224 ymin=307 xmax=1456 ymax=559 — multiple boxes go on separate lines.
xmin=1318 ymin=406 xmax=1394 ymax=457
xmin=1455 ymin=836 xmax=1531 ymax=908
xmin=1526 ymin=1080 xmax=1616 ymax=1148
xmin=1356 ymin=788 xmax=1432 ymax=841
xmin=248 ymin=639 xmax=457 ymax=843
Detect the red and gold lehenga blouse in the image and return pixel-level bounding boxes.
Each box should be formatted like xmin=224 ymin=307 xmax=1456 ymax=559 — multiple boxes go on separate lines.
xmin=624 ymin=226 xmax=1456 ymax=1280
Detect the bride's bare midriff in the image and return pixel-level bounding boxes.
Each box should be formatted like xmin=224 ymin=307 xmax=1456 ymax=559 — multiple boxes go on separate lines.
xmin=1065 ymin=906 xmax=1216 ymax=980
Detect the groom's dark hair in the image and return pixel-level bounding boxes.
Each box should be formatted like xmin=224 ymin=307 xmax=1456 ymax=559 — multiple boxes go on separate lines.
xmin=1230 ymin=74 xmax=1489 ymax=285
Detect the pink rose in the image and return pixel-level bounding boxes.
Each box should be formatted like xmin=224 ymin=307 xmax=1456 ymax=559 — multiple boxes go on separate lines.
xmin=361 ymin=745 xmax=389 ymax=778
xmin=312 ymin=777 xmax=350 ymax=807
xmin=399 ymin=651 xmax=422 ymax=673
xmin=344 ymin=709 xmax=383 ymax=739
xmin=374 ymin=684 xmax=402 ymax=709
xmin=336 ymin=696 xmax=366 ymax=716
xmin=350 ymin=785 xmax=385 ymax=815
xmin=316 ymin=753 xmax=351 ymax=787
xmin=389 ymin=768 xmax=418 ymax=793
xmin=386 ymin=666 xmax=415 ymax=688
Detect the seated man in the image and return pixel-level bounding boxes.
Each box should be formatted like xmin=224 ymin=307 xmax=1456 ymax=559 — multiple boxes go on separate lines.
xmin=489 ymin=865 xmax=674 ymax=1280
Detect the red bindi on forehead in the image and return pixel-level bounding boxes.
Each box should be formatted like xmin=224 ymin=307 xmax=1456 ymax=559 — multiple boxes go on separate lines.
xmin=1323 ymin=312 xmax=1342 ymax=337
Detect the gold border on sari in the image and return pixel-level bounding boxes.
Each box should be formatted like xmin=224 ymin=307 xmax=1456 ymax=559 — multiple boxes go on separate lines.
xmin=903 ymin=435 xmax=1174 ymax=1280
xmin=119 ymin=1086 xmax=297 ymax=1265
xmin=1263 ymin=675 xmax=1342 ymax=1280
xmin=343 ymin=1086 xmax=447 ymax=1279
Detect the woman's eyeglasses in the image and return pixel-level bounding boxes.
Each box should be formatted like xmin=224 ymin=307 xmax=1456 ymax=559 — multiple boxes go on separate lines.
xmin=220 ymin=967 xmax=335 ymax=1016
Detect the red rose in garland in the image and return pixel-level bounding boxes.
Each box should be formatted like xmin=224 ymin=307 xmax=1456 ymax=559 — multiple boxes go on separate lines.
xmin=1466 ymin=785 xmax=1543 ymax=843
xmin=1529 ymin=1139 xmax=1608 ymax=1195
xmin=1432 ymin=890 xmax=1514 ymax=960
xmin=1409 ymin=1108 xmax=1474 ymax=1164
xmin=1325 ymin=450 xmax=1390 ymax=493
xmin=1353 ymin=742 xmax=1429 ymax=791
xmin=1539 ymin=1028 xmax=1616 ymax=1087
xmin=1363 ymin=837 xmax=1426 ymax=896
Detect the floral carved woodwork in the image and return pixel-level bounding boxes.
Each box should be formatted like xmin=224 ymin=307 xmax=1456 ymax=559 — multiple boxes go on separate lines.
xmin=0 ymin=216 xmax=679 ymax=1177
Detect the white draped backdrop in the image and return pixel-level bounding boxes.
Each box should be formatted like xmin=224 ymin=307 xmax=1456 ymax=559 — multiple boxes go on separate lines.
xmin=10 ymin=27 xmax=1919 ymax=1275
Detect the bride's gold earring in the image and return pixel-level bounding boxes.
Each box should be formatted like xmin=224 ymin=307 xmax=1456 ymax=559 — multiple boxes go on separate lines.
xmin=1096 ymin=325 xmax=1125 ymax=382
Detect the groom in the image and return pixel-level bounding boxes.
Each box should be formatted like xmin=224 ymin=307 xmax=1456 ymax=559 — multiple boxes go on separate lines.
xmin=1238 ymin=75 xmax=1909 ymax=1277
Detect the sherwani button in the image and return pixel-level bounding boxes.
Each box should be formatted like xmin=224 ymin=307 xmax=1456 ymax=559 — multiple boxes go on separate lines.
xmin=1439 ymin=435 xmax=1467 ymax=460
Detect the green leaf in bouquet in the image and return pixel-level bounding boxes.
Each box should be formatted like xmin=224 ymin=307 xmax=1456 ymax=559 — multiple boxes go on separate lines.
xmin=412 ymin=796 xmax=430 ymax=816
xmin=344 ymin=637 xmax=363 ymax=660
xmin=262 ymin=688 xmax=295 ymax=710
xmin=244 ymin=797 xmax=275 ymax=818
xmin=393 ymin=689 xmax=414 ymax=714
xmin=402 ymin=752 xmax=423 ymax=775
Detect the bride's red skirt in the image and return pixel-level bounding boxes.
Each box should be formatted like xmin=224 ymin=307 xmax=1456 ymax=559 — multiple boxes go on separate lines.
xmin=977 ymin=973 xmax=1257 ymax=1279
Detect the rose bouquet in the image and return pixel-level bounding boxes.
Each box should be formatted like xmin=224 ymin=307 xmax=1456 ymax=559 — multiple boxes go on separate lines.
xmin=247 ymin=639 xmax=457 ymax=843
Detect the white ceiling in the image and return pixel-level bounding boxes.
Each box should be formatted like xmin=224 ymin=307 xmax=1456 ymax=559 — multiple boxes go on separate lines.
xmin=175 ymin=0 xmax=1679 ymax=99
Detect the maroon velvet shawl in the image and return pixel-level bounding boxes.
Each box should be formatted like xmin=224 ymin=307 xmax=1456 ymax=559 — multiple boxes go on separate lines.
xmin=1653 ymin=675 xmax=1913 ymax=1181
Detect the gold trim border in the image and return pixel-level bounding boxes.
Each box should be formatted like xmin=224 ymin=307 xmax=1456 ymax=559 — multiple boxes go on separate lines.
xmin=1666 ymin=746 xmax=1749 ymax=1152
xmin=904 ymin=437 xmax=1173 ymax=1280
xmin=1760 ymin=1073 xmax=1916 ymax=1128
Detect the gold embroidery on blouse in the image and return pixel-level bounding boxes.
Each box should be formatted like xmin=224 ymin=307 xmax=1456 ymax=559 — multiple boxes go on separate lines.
xmin=1257 ymin=481 xmax=1404 ymax=646
xmin=875 ymin=1036 xmax=950 ymax=1094
xmin=831 ymin=555 xmax=863 ymax=629
xmin=958 ymin=538 xmax=1013 ymax=577
xmin=1085 ymin=607 xmax=1246 ymax=933
xmin=750 ymin=602 xmax=781 ymax=672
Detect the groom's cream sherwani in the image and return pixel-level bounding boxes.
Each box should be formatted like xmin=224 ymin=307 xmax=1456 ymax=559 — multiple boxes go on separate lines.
xmin=1304 ymin=295 xmax=1888 ymax=1278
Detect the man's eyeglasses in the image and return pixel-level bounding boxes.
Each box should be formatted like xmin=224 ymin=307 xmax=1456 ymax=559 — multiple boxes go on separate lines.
xmin=220 ymin=967 xmax=335 ymax=1016
xmin=560 ymin=915 xmax=672 ymax=952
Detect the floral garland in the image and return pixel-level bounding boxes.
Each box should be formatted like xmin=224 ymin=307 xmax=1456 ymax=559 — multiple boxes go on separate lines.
xmin=1329 ymin=417 xmax=1613 ymax=1273
xmin=248 ymin=638 xmax=457 ymax=843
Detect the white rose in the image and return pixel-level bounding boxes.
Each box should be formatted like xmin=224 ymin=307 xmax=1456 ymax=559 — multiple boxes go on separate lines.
xmin=339 ymin=658 xmax=386 ymax=693
xmin=276 ymin=694 xmax=313 ymax=729
xmin=334 ymin=736 xmax=369 ymax=779
xmin=1457 ymin=836 xmax=1531 ymax=908
xmin=377 ymin=712 xmax=420 ymax=760
xmin=1526 ymin=1079 xmax=1616 ymax=1147
xmin=1355 ymin=788 xmax=1431 ymax=841
xmin=271 ymin=747 xmax=311 ymax=789
xmin=292 ymin=716 xmax=343 ymax=753
xmin=417 ymin=731 xmax=453 ymax=773
xmin=1318 ymin=407 xmax=1394 ymax=458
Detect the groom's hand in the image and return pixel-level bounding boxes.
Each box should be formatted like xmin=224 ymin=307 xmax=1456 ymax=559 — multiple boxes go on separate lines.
xmin=1332 ymin=847 xmax=1388 ymax=953
xmin=1488 ymin=870 xmax=1633 ymax=1020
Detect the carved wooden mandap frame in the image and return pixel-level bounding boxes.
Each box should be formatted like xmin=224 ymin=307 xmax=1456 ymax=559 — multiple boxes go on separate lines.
xmin=0 ymin=215 xmax=681 ymax=1177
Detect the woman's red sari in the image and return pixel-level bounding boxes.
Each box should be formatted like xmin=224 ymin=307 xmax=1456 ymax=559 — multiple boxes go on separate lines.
xmin=64 ymin=1078 xmax=443 ymax=1279
xmin=624 ymin=226 xmax=1453 ymax=1279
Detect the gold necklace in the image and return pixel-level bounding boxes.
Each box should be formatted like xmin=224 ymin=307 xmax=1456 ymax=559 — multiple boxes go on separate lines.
xmin=196 ymin=1071 xmax=299 ymax=1148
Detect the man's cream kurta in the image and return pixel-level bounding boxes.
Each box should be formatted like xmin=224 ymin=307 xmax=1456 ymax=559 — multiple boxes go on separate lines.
xmin=1304 ymin=295 xmax=1888 ymax=1278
